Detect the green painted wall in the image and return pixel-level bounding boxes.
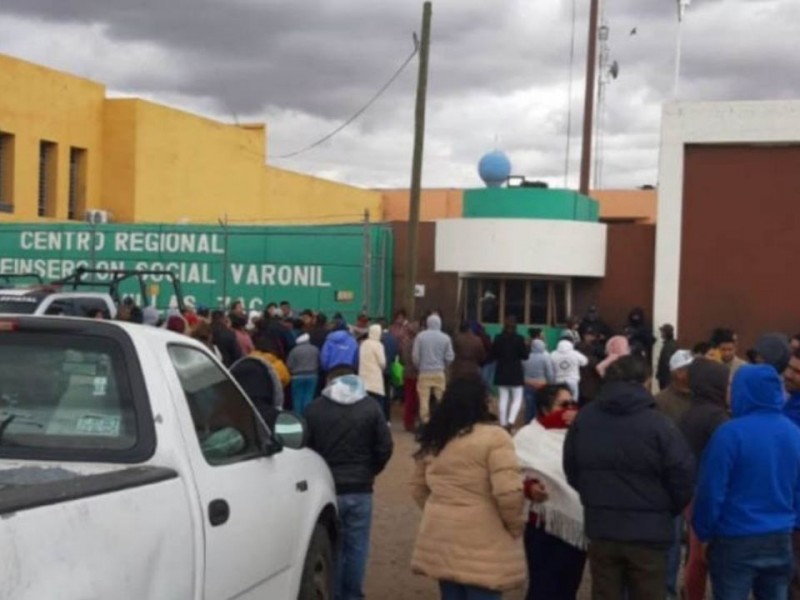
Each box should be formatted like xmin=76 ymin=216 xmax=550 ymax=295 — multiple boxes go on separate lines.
xmin=0 ymin=223 xmax=393 ymax=321
xmin=463 ymin=188 xmax=599 ymax=222
xmin=481 ymin=324 xmax=563 ymax=350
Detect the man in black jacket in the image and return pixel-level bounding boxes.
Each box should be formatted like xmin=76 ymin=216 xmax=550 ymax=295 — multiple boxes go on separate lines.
xmin=564 ymin=355 xmax=695 ymax=600
xmin=305 ymin=370 xmax=393 ymax=600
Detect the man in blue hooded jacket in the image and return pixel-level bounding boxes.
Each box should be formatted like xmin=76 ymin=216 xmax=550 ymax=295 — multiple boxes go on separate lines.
xmin=693 ymin=364 xmax=800 ymax=599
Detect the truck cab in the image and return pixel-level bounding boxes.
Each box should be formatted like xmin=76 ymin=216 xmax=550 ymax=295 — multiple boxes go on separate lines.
xmin=0 ymin=317 xmax=337 ymax=599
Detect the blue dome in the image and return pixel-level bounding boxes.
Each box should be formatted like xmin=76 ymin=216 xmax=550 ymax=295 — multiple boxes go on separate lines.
xmin=478 ymin=151 xmax=511 ymax=188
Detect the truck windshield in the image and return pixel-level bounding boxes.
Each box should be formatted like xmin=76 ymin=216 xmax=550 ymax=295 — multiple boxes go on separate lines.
xmin=0 ymin=333 xmax=138 ymax=455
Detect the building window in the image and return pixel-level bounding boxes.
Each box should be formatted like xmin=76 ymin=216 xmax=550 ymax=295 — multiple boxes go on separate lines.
xmin=0 ymin=132 xmax=14 ymax=213
xmin=464 ymin=277 xmax=569 ymax=327
xmin=38 ymin=141 xmax=58 ymax=218
xmin=68 ymin=148 xmax=87 ymax=220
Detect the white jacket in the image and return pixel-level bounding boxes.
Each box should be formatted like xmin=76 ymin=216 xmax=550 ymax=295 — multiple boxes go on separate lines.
xmin=359 ymin=324 xmax=387 ymax=396
xmin=550 ymin=340 xmax=589 ymax=383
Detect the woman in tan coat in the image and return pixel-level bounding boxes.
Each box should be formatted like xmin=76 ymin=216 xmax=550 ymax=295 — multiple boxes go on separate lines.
xmin=411 ymin=374 xmax=526 ymax=600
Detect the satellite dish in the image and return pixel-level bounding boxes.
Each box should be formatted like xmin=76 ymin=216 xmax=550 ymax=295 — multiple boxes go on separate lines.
xmin=609 ymin=61 xmax=620 ymax=79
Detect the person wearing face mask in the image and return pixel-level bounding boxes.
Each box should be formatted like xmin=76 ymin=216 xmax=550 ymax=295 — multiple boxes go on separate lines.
xmin=515 ymin=385 xmax=586 ymax=600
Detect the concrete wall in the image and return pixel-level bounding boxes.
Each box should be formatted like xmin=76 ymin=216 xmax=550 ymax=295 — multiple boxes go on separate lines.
xmin=380 ymin=188 xmax=463 ymax=222
xmin=392 ymin=221 xmax=459 ymax=322
xmin=573 ymin=224 xmax=656 ymax=333
xmin=678 ymin=145 xmax=800 ymax=351
xmin=265 ymin=166 xmax=382 ymax=224
xmin=0 ymin=53 xmax=382 ymax=225
xmin=436 ymin=218 xmax=607 ymax=277
xmin=463 ymin=188 xmax=599 ymax=222
xmin=0 ymin=54 xmax=104 ymax=222
xmin=592 ymin=189 xmax=657 ymax=224
xmin=655 ymin=100 xmax=800 ymax=350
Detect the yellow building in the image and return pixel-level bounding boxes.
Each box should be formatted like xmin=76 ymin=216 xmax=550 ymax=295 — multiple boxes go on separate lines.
xmin=0 ymin=53 xmax=382 ymax=224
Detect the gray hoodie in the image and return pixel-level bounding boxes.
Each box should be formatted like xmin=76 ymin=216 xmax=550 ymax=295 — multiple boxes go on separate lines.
xmin=412 ymin=314 xmax=455 ymax=374
xmin=523 ymin=339 xmax=555 ymax=383
xmin=286 ymin=334 xmax=320 ymax=376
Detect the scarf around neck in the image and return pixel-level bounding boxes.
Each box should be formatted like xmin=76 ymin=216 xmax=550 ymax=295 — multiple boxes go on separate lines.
xmin=514 ymin=420 xmax=586 ymax=550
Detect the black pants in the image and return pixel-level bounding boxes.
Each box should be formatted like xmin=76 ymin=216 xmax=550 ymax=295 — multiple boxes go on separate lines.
xmin=588 ymin=539 xmax=666 ymax=600
xmin=525 ymin=523 xmax=587 ymax=600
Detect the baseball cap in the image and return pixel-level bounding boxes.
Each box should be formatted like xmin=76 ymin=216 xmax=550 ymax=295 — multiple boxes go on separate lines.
xmin=670 ymin=349 xmax=694 ymax=372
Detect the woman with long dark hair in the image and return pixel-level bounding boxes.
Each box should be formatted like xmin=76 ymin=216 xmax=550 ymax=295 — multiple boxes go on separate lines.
xmin=411 ymin=374 xmax=526 ymax=599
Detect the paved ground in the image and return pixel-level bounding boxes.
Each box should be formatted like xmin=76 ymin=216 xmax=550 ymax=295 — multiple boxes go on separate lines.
xmin=363 ymin=407 xmax=592 ymax=599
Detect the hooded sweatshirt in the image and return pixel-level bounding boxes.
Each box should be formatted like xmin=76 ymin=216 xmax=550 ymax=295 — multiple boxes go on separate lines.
xmin=678 ymin=358 xmax=730 ymax=461
xmin=286 ymin=333 xmax=320 ymax=376
xmin=523 ymin=339 xmax=555 ymax=383
xmin=320 ymin=327 xmax=359 ymax=372
xmin=692 ymin=365 xmax=800 ymax=542
xmin=551 ymin=340 xmax=589 ymax=384
xmin=564 ymin=380 xmax=696 ymax=544
xmin=359 ymin=324 xmax=387 ymax=396
xmin=412 ymin=315 xmax=455 ymax=374
xmin=304 ymin=375 xmax=394 ymax=494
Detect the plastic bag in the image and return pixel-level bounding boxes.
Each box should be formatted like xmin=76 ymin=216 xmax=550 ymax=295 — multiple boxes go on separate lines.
xmin=390 ymin=357 xmax=405 ymax=388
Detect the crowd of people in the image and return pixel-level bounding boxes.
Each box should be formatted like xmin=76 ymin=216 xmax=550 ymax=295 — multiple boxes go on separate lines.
xmin=119 ymin=297 xmax=800 ymax=600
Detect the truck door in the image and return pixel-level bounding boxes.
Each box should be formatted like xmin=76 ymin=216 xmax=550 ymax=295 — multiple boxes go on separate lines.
xmin=166 ymin=344 xmax=300 ymax=600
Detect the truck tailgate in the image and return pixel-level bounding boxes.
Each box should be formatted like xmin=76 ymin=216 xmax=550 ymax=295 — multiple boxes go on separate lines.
xmin=0 ymin=466 xmax=196 ymax=600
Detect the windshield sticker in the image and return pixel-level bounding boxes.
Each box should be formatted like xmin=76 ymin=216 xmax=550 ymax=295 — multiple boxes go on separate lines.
xmin=92 ymin=377 xmax=108 ymax=396
xmin=75 ymin=415 xmax=121 ymax=437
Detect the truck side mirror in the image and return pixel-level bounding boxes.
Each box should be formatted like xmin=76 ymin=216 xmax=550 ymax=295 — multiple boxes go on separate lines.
xmin=272 ymin=412 xmax=308 ymax=451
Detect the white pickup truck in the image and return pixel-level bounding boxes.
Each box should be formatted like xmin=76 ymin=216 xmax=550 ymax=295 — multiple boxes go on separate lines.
xmin=0 ymin=316 xmax=338 ymax=599
xmin=0 ymin=288 xmax=118 ymax=319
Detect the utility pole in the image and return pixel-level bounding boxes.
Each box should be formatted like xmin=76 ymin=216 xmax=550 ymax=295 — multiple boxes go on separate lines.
xmin=579 ymin=0 xmax=601 ymax=196
xmin=404 ymin=1 xmax=432 ymax=319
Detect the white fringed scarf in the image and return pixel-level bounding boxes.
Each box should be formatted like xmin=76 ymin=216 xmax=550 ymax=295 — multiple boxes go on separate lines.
xmin=514 ymin=420 xmax=587 ymax=550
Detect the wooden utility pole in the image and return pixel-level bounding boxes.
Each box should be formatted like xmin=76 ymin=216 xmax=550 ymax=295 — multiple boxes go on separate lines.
xmin=404 ymin=1 xmax=432 ymax=319
xmin=579 ymin=0 xmax=601 ymax=196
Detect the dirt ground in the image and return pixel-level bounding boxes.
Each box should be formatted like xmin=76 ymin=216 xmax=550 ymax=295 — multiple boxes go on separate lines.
xmin=364 ymin=406 xmax=592 ymax=600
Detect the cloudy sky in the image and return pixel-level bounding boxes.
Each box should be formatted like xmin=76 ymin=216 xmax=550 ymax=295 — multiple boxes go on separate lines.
xmin=1 ymin=0 xmax=796 ymax=190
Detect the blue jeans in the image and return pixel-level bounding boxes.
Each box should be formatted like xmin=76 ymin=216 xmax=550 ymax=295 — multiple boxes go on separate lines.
xmin=439 ymin=580 xmax=501 ymax=600
xmin=708 ymin=532 xmax=793 ymax=600
xmin=291 ymin=374 xmax=318 ymax=416
xmin=666 ymin=514 xmax=684 ymax=596
xmin=336 ymin=494 xmax=373 ymax=600
xmin=524 ymin=385 xmax=537 ymax=425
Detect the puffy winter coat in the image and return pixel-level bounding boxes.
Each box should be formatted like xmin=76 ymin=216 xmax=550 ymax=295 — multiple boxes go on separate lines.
xmin=359 ymin=325 xmax=387 ymax=396
xmin=564 ymin=380 xmax=696 ymax=545
xmin=411 ymin=424 xmax=526 ymax=591
xmin=305 ymin=376 xmax=394 ymax=495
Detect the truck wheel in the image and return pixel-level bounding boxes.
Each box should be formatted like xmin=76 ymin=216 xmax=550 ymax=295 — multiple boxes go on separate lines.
xmin=298 ymin=524 xmax=334 ymax=600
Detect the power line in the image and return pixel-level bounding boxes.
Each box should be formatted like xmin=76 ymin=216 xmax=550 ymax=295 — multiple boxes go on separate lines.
xmin=272 ymin=40 xmax=420 ymax=160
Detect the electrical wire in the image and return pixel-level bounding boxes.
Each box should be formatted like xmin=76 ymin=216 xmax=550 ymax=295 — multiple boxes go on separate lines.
xmin=272 ymin=42 xmax=420 ymax=160
xmin=563 ymin=0 xmax=578 ymax=188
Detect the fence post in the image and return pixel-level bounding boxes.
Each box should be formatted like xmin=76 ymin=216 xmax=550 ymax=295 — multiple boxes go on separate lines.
xmin=218 ymin=214 xmax=229 ymax=309
xmin=362 ymin=209 xmax=371 ymax=316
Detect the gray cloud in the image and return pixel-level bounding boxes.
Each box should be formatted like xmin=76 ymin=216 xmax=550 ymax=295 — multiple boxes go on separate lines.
xmin=0 ymin=0 xmax=797 ymax=191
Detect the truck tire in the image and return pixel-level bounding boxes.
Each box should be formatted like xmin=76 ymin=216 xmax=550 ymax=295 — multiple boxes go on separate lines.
xmin=297 ymin=523 xmax=334 ymax=600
